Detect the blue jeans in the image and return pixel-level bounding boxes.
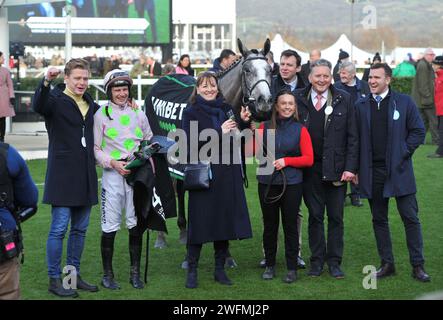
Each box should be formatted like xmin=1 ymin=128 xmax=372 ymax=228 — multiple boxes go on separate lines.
xmin=46 ymin=206 xmax=91 ymax=278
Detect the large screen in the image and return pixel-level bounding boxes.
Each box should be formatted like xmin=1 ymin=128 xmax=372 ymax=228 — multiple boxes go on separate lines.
xmin=8 ymin=0 xmax=171 ymax=45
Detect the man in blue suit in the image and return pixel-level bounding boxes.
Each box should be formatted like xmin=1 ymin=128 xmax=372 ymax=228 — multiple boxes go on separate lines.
xmin=355 ymin=63 xmax=430 ymax=282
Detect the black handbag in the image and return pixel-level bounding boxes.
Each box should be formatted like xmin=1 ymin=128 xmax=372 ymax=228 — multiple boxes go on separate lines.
xmin=183 ymin=161 xmax=212 ymax=191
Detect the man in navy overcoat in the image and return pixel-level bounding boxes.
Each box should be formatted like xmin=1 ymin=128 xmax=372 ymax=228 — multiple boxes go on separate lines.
xmin=355 ymin=63 xmax=430 ymax=282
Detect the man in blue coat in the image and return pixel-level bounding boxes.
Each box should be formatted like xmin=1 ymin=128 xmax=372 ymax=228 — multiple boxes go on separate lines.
xmin=0 ymin=143 xmax=38 ymax=299
xmin=355 ymin=63 xmax=430 ymax=282
xmin=33 ymin=59 xmax=100 ymax=297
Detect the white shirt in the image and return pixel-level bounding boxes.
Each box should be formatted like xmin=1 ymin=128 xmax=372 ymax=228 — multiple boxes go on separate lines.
xmin=372 ymin=88 xmax=389 ymax=101
xmin=311 ymin=90 xmax=329 ymax=107
xmin=284 ymin=76 xmax=298 ymax=92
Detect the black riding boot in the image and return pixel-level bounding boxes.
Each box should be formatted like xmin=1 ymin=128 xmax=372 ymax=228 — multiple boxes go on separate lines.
xmin=186 ymin=244 xmax=201 ymax=289
xmin=214 ymin=241 xmax=232 ymax=285
xmin=101 ymin=231 xmax=120 ymax=290
xmin=129 ymin=228 xmax=144 ymax=289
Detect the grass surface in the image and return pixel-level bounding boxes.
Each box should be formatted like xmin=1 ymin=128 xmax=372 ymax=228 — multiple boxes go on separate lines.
xmin=20 ymin=142 xmax=443 ymax=300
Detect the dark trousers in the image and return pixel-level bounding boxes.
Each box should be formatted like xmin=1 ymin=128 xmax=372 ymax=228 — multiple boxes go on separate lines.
xmin=0 ymin=117 xmax=5 ymax=142
xmin=187 ymin=240 xmax=229 ymax=269
xmin=258 ymin=183 xmax=303 ymax=270
xmin=303 ymin=163 xmax=346 ymax=267
xmin=349 ymin=181 xmax=360 ymax=196
xmin=436 ymin=116 xmax=443 ymax=155
xmin=368 ymin=166 xmax=425 ymax=267
xmin=419 ymin=108 xmax=439 ymax=144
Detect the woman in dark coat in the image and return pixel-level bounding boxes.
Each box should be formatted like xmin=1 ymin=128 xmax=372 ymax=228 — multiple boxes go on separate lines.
xmin=181 ymin=72 xmax=253 ymax=289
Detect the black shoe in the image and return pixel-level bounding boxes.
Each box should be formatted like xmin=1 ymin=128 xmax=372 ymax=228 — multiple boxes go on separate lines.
xmin=48 ymin=278 xmax=79 ymax=298
xmin=185 ymin=269 xmax=198 ymax=289
xmin=427 ymin=153 xmax=443 ymax=158
xmin=76 ymin=276 xmax=99 ymax=292
xmin=283 ymin=270 xmax=297 ymax=283
xmin=102 ymin=273 xmax=121 ymax=290
xmin=307 ymin=265 xmax=323 ymax=277
xmin=297 ymin=256 xmax=306 ymax=269
xmin=412 ymin=266 xmax=431 ymax=282
xmin=214 ymin=269 xmax=233 ymax=285
xmin=376 ymin=263 xmax=396 ymax=279
xmin=259 ymin=258 xmax=266 ymax=268
xmin=262 ymin=266 xmax=275 ymax=280
xmin=350 ymin=194 xmax=363 ymax=207
xmin=328 ymin=265 xmax=345 ymax=279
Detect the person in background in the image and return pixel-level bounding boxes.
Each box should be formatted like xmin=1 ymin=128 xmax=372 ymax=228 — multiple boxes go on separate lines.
xmin=146 ymin=56 xmax=162 ymax=77
xmin=355 ymin=63 xmax=430 ymax=282
xmin=266 ymin=51 xmax=280 ymax=77
xmin=175 ymin=54 xmax=195 ymax=76
xmin=412 ymin=48 xmax=439 ymax=145
xmin=257 ymin=90 xmax=313 ymax=283
xmin=362 ymin=52 xmax=382 ymax=82
xmin=333 ymin=49 xmax=350 ymax=83
xmin=428 ymin=55 xmax=443 ymax=158
xmin=300 ymin=49 xmax=321 ymax=86
xmin=393 ymin=55 xmax=417 ymax=77
xmin=0 ymin=51 xmax=15 ymax=142
xmin=209 ymin=49 xmax=237 ymax=73
xmin=162 ymin=63 xmax=176 ymax=76
xmin=130 ymin=54 xmax=150 ymax=78
xmin=334 ymin=61 xmax=370 ymax=207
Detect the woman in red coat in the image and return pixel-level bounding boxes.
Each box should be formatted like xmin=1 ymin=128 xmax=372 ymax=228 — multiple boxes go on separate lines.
xmin=429 ymin=55 xmax=443 ymax=158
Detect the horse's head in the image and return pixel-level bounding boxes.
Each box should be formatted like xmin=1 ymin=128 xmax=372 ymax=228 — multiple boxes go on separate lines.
xmin=238 ymin=38 xmax=273 ymax=121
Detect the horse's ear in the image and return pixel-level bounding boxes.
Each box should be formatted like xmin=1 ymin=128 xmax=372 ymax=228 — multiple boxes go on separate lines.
xmin=262 ymin=38 xmax=271 ymax=56
xmin=237 ymin=38 xmax=249 ymax=57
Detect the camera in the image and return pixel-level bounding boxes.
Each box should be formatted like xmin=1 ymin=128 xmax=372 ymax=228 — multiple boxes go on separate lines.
xmin=16 ymin=207 xmax=37 ymax=223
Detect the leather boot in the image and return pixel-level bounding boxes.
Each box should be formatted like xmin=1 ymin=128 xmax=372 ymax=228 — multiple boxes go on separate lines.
xmin=214 ymin=245 xmax=232 ymax=285
xmin=129 ymin=232 xmax=144 ymax=289
xmin=48 ymin=277 xmax=79 ymax=298
xmin=185 ymin=245 xmax=201 ymax=289
xmin=101 ymin=232 xmax=120 ymax=290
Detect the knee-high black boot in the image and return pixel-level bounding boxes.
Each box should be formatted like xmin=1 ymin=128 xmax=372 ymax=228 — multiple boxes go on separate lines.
xmin=186 ymin=244 xmax=201 ymax=289
xmin=129 ymin=228 xmax=144 ymax=289
xmin=214 ymin=241 xmax=232 ymax=285
xmin=101 ymin=231 xmax=120 ymax=289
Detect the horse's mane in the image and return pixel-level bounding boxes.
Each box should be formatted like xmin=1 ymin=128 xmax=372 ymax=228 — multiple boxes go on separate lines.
xmin=215 ymin=57 xmax=243 ymax=79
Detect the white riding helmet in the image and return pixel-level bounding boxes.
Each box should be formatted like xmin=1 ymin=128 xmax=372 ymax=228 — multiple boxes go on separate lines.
xmin=103 ymin=69 xmax=133 ymax=94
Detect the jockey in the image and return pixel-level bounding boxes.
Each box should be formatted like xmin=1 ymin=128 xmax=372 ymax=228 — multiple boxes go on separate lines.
xmin=93 ymin=69 xmax=153 ymax=290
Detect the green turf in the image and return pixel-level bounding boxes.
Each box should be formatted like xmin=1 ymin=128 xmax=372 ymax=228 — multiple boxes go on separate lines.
xmin=20 ymin=142 xmax=443 ymax=300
